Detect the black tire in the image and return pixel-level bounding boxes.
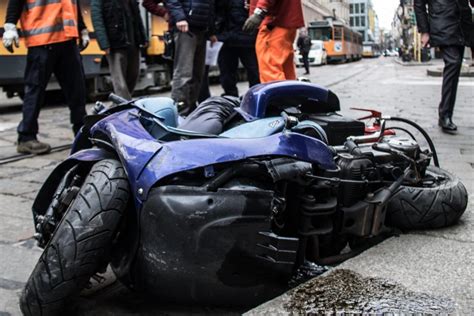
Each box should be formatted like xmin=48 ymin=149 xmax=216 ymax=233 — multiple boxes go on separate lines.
xmin=20 ymin=159 xmax=129 ymax=316
xmin=386 ymin=166 xmax=468 ymax=230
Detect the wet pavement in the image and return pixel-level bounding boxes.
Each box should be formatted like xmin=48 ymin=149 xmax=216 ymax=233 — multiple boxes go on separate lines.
xmin=0 ymin=58 xmax=473 ymax=315
xmin=286 ymin=269 xmax=455 ymax=314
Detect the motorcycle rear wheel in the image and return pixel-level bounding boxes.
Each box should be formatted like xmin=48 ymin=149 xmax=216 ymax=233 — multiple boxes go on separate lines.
xmin=386 ymin=166 xmax=468 ymax=230
xmin=20 ymin=159 xmax=129 ymax=316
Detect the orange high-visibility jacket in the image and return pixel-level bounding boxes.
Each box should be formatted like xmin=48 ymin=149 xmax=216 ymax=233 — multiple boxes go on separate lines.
xmin=20 ymin=0 xmax=79 ymax=47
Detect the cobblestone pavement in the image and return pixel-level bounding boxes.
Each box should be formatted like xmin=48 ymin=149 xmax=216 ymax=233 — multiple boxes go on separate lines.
xmin=0 ymin=57 xmax=473 ymax=315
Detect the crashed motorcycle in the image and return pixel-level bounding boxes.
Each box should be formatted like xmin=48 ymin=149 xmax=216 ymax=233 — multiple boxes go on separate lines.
xmin=20 ymin=81 xmax=467 ymax=315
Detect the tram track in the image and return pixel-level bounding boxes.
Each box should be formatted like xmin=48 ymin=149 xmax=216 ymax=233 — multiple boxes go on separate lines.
xmin=326 ymin=62 xmax=378 ymax=88
xmin=0 ymin=144 xmax=71 ymax=166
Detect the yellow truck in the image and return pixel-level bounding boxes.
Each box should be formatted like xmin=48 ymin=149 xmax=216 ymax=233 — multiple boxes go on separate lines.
xmin=0 ymin=0 xmax=170 ymax=100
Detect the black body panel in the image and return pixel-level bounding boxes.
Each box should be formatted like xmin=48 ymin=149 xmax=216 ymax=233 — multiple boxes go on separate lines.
xmin=132 ymin=185 xmax=293 ymax=306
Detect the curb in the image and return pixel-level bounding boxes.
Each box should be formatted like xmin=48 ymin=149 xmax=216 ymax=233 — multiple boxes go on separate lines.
xmin=393 ymin=59 xmax=433 ymax=67
xmin=427 ymin=67 xmax=474 ymax=78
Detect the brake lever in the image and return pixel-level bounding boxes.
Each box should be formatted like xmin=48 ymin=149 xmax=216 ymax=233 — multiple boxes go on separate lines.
xmin=351 ymin=107 xmax=382 ymax=120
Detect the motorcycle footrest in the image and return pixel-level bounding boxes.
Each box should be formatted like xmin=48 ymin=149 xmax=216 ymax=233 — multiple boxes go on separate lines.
xmin=256 ymin=231 xmax=299 ymax=265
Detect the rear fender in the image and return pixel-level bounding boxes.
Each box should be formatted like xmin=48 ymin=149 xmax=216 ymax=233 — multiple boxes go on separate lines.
xmin=31 ymin=148 xmax=115 ymax=221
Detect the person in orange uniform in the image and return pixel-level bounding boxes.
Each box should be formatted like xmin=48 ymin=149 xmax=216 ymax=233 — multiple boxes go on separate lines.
xmin=2 ymin=0 xmax=89 ymax=154
xmin=243 ymin=0 xmax=305 ymax=83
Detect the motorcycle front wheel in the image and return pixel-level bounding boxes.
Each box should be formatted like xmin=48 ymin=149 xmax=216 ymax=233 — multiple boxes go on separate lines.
xmin=20 ymin=159 xmax=129 ymax=316
xmin=386 ymin=166 xmax=468 ymax=230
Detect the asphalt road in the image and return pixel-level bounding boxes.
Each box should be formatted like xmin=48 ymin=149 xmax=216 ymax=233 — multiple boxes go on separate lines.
xmin=0 ymin=57 xmax=473 ymax=315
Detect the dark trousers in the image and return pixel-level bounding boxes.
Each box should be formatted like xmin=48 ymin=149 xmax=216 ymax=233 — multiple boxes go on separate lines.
xmin=218 ymin=45 xmax=260 ymax=97
xmin=439 ymin=46 xmax=465 ymax=119
xmin=106 ymin=46 xmax=140 ymax=100
xmin=301 ymin=51 xmax=310 ymax=74
xmin=198 ymin=65 xmax=210 ymax=103
xmin=171 ymin=30 xmax=207 ymax=114
xmin=18 ymin=40 xmax=86 ymax=142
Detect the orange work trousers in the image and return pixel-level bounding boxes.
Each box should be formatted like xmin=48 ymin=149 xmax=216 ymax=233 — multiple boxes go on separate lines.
xmin=256 ymin=26 xmax=297 ymax=83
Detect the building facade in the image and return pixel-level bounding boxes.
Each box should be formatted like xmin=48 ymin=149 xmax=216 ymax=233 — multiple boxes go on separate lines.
xmin=319 ymin=0 xmax=350 ymax=25
xmin=349 ymin=0 xmax=378 ymax=42
xmin=301 ymin=0 xmax=333 ymax=25
xmin=368 ymin=5 xmax=380 ymax=43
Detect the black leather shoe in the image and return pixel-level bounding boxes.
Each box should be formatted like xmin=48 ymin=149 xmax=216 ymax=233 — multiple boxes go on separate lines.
xmin=438 ymin=117 xmax=457 ymax=132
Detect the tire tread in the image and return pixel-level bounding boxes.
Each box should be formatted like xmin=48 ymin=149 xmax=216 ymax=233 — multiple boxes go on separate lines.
xmin=20 ymin=159 xmax=129 ymax=316
xmin=386 ymin=166 xmax=468 ymax=230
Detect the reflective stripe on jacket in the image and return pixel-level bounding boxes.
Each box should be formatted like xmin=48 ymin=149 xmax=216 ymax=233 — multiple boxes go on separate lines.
xmin=20 ymin=0 xmax=79 ymax=47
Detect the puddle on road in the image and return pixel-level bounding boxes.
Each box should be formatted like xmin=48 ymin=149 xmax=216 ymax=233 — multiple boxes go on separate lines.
xmin=285 ymin=269 xmax=455 ymax=314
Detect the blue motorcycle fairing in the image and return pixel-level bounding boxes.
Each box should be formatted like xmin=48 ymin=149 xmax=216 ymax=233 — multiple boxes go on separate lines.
xmin=138 ymin=132 xmax=337 ymax=198
xmin=91 ymin=109 xmax=337 ymax=201
xmin=238 ymin=80 xmax=341 ymax=121
xmin=31 ymin=148 xmax=114 ymax=219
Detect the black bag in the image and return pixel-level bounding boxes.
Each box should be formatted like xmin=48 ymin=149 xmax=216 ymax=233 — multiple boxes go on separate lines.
xmin=163 ymin=31 xmax=174 ymax=61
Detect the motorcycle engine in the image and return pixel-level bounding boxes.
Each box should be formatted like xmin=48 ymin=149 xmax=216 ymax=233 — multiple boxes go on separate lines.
xmin=376 ymin=136 xmax=424 ymax=177
xmin=336 ymin=154 xmax=375 ymax=207
xmin=383 ymin=136 xmax=420 ymax=159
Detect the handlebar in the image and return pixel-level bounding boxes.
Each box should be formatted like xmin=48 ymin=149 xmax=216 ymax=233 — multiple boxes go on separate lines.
xmin=108 ymin=93 xmax=128 ymax=105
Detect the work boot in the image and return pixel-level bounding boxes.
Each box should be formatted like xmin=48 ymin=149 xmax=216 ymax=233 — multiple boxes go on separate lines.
xmin=17 ymin=140 xmax=51 ymax=154
xmin=438 ymin=117 xmax=457 ymax=133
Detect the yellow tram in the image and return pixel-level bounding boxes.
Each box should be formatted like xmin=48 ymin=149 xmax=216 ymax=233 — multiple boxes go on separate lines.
xmin=308 ymin=20 xmax=362 ymax=63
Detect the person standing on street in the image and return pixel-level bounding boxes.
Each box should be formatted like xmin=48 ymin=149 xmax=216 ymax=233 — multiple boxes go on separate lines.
xmin=91 ymin=0 xmax=148 ymax=101
xmin=243 ymin=0 xmax=304 ymax=83
xmin=414 ymin=0 xmax=473 ymax=133
xmin=216 ymin=0 xmax=260 ymax=97
xmin=2 ymin=0 xmax=90 ymax=154
xmin=166 ymin=0 xmax=217 ymax=115
xmin=297 ymin=28 xmax=312 ymax=75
